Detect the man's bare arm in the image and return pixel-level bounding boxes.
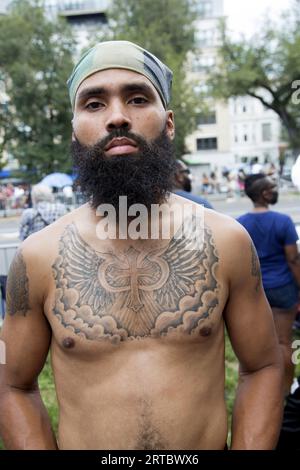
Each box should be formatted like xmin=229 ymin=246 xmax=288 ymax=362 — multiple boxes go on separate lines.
xmin=284 ymin=244 xmax=300 ymax=287
xmin=223 ymin=224 xmax=283 ymax=450
xmin=0 ymin=246 xmax=57 ymax=449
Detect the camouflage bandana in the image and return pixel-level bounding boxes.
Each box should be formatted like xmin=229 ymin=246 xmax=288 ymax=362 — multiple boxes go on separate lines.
xmin=67 ymin=40 xmax=173 ymax=110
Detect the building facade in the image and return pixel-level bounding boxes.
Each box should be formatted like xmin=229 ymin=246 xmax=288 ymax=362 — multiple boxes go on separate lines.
xmin=184 ymin=0 xmax=233 ymax=189
xmin=184 ymin=0 xmax=285 ymax=190
xmin=230 ymin=95 xmax=283 ymax=167
xmin=44 ymin=0 xmax=109 ymax=46
xmin=0 ymin=0 xmax=10 ymax=14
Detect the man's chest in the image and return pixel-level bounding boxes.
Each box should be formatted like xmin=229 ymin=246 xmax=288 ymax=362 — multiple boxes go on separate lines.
xmin=47 ymin=223 xmax=226 ymax=343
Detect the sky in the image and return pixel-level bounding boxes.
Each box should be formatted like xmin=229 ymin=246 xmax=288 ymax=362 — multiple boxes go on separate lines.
xmin=223 ymin=0 xmax=292 ymax=38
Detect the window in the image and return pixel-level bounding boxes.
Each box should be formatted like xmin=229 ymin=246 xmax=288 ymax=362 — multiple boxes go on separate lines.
xmin=62 ymin=1 xmax=84 ymax=10
xmin=45 ymin=0 xmax=59 ymax=11
xmin=196 ymin=29 xmax=214 ymax=47
xmin=262 ymin=123 xmax=272 ymax=141
xmin=196 ymin=137 xmax=218 ymax=151
xmin=194 ymin=83 xmax=209 ymax=94
xmin=196 ymin=1 xmax=213 ymax=17
xmin=192 ymin=55 xmax=215 ymax=72
xmin=197 ymin=111 xmax=216 ymax=125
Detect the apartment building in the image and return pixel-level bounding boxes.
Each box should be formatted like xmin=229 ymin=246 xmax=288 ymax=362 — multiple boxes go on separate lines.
xmin=230 ymin=95 xmax=283 ymax=167
xmin=0 ymin=0 xmax=10 ymax=14
xmin=44 ymin=0 xmax=109 ymax=46
xmin=184 ymin=0 xmax=233 ymax=189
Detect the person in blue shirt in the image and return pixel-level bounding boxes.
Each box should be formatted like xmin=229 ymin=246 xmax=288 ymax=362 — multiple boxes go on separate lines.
xmin=173 ymin=160 xmax=214 ymax=209
xmin=237 ymin=173 xmax=300 ymax=395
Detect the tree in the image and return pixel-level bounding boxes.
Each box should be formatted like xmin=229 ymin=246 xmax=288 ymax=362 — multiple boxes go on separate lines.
xmin=91 ymin=0 xmax=198 ymax=157
xmin=208 ymin=6 xmax=300 ymax=157
xmin=0 ymin=76 xmax=14 ymax=170
xmin=0 ymin=0 xmax=76 ymax=181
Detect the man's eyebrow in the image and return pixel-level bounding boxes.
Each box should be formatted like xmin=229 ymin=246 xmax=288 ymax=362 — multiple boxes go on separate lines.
xmin=77 ymin=87 xmax=106 ymax=103
xmin=120 ymin=82 xmax=156 ymax=97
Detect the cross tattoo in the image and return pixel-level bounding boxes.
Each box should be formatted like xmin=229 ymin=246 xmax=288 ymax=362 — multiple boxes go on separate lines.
xmin=98 ymin=247 xmax=170 ymax=312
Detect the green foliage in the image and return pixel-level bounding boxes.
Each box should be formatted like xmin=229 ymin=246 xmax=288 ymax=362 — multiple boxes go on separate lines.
xmin=209 ymin=8 xmax=300 ymax=154
xmin=0 ymin=77 xmax=14 ymax=169
xmin=39 ymin=356 xmax=59 ymax=433
xmin=108 ymin=0 xmax=196 ymax=59
xmin=90 ymin=0 xmax=199 ymax=157
xmin=0 ymin=0 xmax=76 ymax=181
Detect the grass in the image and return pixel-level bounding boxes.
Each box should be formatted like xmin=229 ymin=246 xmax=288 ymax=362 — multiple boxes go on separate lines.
xmin=39 ymin=356 xmax=59 ymax=434
xmin=0 ymin=329 xmax=299 ymax=450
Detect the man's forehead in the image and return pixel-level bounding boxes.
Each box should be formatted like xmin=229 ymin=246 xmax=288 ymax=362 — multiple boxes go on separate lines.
xmin=76 ymin=68 xmax=161 ymax=97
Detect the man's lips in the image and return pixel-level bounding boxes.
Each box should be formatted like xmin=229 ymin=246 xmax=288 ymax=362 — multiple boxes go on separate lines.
xmin=104 ymin=137 xmax=138 ymax=155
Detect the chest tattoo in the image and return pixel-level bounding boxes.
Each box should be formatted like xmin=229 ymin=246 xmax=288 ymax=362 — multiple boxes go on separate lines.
xmin=52 ymin=221 xmax=219 ymax=341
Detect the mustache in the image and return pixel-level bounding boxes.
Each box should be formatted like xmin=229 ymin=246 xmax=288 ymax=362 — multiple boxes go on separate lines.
xmin=85 ymin=129 xmax=148 ymax=154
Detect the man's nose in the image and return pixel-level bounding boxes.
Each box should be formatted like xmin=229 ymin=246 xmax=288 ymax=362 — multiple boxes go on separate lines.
xmin=105 ymin=101 xmax=131 ymax=132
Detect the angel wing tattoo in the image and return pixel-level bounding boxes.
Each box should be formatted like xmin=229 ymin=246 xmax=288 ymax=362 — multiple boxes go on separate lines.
xmin=52 ymin=220 xmax=219 ymax=341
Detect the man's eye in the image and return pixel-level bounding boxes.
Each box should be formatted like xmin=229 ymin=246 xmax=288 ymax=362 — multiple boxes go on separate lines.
xmin=129 ymin=97 xmax=148 ymax=104
xmin=86 ymin=101 xmax=104 ymax=110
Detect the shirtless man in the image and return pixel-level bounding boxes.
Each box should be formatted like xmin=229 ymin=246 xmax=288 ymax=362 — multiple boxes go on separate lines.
xmin=0 ymin=41 xmax=283 ymax=450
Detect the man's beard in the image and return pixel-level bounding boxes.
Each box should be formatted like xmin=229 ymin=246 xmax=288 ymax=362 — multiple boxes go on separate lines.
xmin=71 ymin=128 xmax=177 ymax=213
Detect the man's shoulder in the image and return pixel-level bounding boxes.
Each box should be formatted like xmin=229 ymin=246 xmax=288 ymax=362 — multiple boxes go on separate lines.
xmin=205 ymin=210 xmax=249 ymax=244
xmin=204 ymin=211 xmax=253 ymax=281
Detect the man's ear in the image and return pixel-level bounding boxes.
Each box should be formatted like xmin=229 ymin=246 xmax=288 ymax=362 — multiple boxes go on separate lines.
xmin=166 ymin=110 xmax=175 ymax=140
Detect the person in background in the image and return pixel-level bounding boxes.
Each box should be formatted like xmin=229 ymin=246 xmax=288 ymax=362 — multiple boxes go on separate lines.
xmin=291 ymin=155 xmax=300 ymax=191
xmin=251 ymin=157 xmax=263 ymax=174
xmin=19 ymin=184 xmax=67 ymax=241
xmin=267 ymin=162 xmax=279 ymax=180
xmin=237 ymin=174 xmax=300 ymax=395
xmin=201 ymin=172 xmax=210 ymax=194
xmin=237 ymin=168 xmax=246 ymax=196
xmin=209 ymin=171 xmax=220 ymax=194
xmin=0 ymin=186 xmax=6 ymax=211
xmin=173 ymin=160 xmax=213 ymax=209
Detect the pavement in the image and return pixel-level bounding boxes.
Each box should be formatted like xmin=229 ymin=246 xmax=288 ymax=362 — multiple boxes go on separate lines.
xmin=0 ymin=216 xmax=20 ymax=245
